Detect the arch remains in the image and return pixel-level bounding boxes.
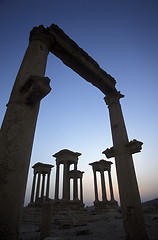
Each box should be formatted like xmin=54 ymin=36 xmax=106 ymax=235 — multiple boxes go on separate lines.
xmin=0 ymin=24 xmax=148 ymax=239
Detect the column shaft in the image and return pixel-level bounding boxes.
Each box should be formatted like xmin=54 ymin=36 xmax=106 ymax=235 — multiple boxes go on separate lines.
xmin=100 ymin=170 xmax=107 ymax=201
xmin=46 ymin=172 xmax=51 ymax=201
xmin=35 ymin=173 xmax=41 ymax=201
xmin=0 ymin=26 xmax=51 ymax=239
xmin=80 ymin=177 xmax=83 ymax=202
xmin=30 ymin=172 xmax=37 ymax=203
xmin=108 ymin=170 xmax=114 ymax=201
xmin=73 ymin=163 xmax=78 ymax=200
xmin=93 ymin=169 xmax=99 ymax=201
xmin=41 ymin=173 xmax=46 ymax=201
xmin=63 ymin=162 xmax=70 ymax=200
xmin=105 ymin=92 xmax=148 ymax=239
xmin=55 ymin=164 xmax=60 ymax=200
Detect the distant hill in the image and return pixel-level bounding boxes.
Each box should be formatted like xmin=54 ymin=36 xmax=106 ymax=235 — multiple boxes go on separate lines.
xmin=142 ymin=198 xmax=158 ymax=212
xmin=142 ymin=198 xmax=158 ymax=207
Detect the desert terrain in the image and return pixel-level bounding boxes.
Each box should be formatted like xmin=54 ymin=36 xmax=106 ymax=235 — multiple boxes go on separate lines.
xmin=20 ymin=199 xmax=158 ymax=240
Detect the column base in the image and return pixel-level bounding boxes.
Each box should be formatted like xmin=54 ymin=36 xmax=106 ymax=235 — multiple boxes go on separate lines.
xmin=93 ymin=199 xmax=118 ymax=212
xmin=52 ymin=199 xmax=85 ymax=215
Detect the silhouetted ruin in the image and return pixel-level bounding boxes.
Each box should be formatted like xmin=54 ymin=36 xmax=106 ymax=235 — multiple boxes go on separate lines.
xmin=0 ymin=24 xmax=148 ymax=239
xmin=89 ymin=159 xmax=118 ymax=211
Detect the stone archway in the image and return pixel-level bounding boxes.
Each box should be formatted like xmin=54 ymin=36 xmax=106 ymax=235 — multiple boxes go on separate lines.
xmin=0 ymin=24 xmax=148 ymax=239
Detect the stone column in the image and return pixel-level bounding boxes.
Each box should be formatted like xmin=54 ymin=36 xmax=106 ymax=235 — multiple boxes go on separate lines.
xmin=67 ymin=164 xmax=70 ymax=200
xmin=108 ymin=170 xmax=114 ymax=201
xmin=100 ymin=170 xmax=107 ymax=201
xmin=105 ymin=91 xmax=148 ymax=240
xmin=80 ymin=175 xmax=83 ymax=202
xmin=63 ymin=162 xmax=70 ymax=200
xmin=46 ymin=172 xmax=51 ymax=201
xmin=93 ymin=169 xmax=99 ymax=202
xmin=41 ymin=173 xmax=46 ymax=201
xmin=73 ymin=163 xmax=78 ymax=200
xmin=0 ymin=25 xmax=51 ymax=239
xmin=30 ymin=171 xmax=37 ymax=203
xmin=40 ymin=203 xmax=52 ymax=239
xmin=55 ymin=163 xmax=60 ymax=200
xmin=35 ymin=173 xmax=41 ymax=201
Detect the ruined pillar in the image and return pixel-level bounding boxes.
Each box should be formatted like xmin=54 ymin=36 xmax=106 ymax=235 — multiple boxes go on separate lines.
xmin=46 ymin=172 xmax=51 ymax=201
xmin=41 ymin=173 xmax=46 ymax=201
xmin=93 ymin=169 xmax=99 ymax=202
xmin=73 ymin=162 xmax=78 ymax=200
xmin=108 ymin=170 xmax=114 ymax=201
xmin=63 ymin=162 xmax=70 ymax=200
xmin=0 ymin=25 xmax=51 ymax=239
xmin=30 ymin=171 xmax=37 ymax=203
xmin=35 ymin=172 xmax=41 ymax=201
xmin=100 ymin=170 xmax=107 ymax=201
xmin=40 ymin=202 xmax=52 ymax=240
xmin=104 ymin=91 xmax=148 ymax=240
xmin=55 ymin=163 xmax=60 ymax=200
xmin=80 ymin=173 xmax=84 ymax=202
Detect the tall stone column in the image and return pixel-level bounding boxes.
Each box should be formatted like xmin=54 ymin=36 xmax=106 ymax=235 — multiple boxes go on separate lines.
xmin=100 ymin=170 xmax=107 ymax=201
xmin=46 ymin=172 xmax=51 ymax=201
xmin=67 ymin=164 xmax=70 ymax=200
xmin=93 ymin=169 xmax=99 ymax=202
xmin=55 ymin=163 xmax=60 ymax=200
xmin=108 ymin=170 xmax=114 ymax=201
xmin=41 ymin=173 xmax=46 ymax=201
xmin=80 ymin=175 xmax=83 ymax=202
xmin=104 ymin=91 xmax=148 ymax=240
xmin=30 ymin=171 xmax=37 ymax=203
xmin=35 ymin=173 xmax=41 ymax=201
xmin=63 ymin=162 xmax=70 ymax=200
xmin=73 ymin=163 xmax=78 ymax=200
xmin=0 ymin=25 xmax=51 ymax=239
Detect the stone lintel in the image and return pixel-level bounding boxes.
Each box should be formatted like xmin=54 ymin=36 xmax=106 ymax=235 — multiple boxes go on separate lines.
xmin=69 ymin=170 xmax=84 ymax=178
xmin=53 ymin=149 xmax=81 ymax=165
xmin=49 ymin=24 xmax=117 ymax=95
xmin=32 ymin=162 xmax=54 ymax=174
xmin=102 ymin=147 xmax=115 ymax=158
xmin=126 ymin=139 xmax=143 ymax=154
xmin=89 ymin=159 xmax=112 ymax=172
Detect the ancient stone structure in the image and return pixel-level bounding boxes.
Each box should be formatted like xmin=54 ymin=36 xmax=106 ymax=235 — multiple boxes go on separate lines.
xmin=69 ymin=169 xmax=84 ymax=202
xmin=40 ymin=202 xmax=52 ymax=239
xmin=0 ymin=24 xmax=148 ymax=239
xmin=52 ymin=149 xmax=84 ymax=212
xmin=0 ymin=26 xmax=51 ymax=240
xmin=89 ymin=159 xmax=118 ymax=210
xmin=30 ymin=162 xmax=54 ymax=203
xmin=102 ymin=92 xmax=147 ymax=239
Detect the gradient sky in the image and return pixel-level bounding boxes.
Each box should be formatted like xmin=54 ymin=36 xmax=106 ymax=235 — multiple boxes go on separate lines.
xmin=0 ymin=0 xmax=158 ymax=206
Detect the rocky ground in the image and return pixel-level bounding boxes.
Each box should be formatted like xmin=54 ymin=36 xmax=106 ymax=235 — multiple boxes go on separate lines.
xmin=20 ymin=209 xmax=158 ymax=240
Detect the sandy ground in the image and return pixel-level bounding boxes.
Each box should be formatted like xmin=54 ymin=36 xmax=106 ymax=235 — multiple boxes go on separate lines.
xmin=19 ymin=211 xmax=158 ymax=240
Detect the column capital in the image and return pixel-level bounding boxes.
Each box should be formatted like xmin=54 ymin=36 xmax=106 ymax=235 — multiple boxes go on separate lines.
xmin=104 ymin=91 xmax=124 ymax=106
xmin=29 ymin=25 xmax=52 ymax=49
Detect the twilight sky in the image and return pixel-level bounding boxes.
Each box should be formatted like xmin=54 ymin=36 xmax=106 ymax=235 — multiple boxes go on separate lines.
xmin=0 ymin=0 xmax=158 ymax=206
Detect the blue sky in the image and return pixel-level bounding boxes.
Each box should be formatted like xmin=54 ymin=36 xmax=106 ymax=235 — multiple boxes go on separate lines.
xmin=0 ymin=0 xmax=158 ymax=206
